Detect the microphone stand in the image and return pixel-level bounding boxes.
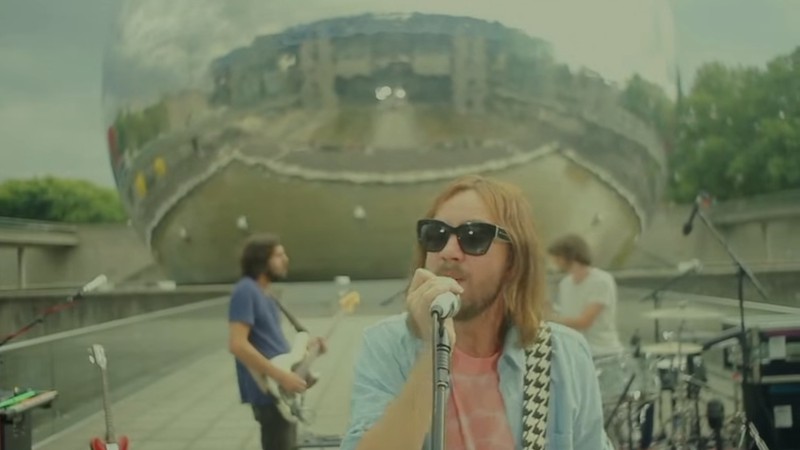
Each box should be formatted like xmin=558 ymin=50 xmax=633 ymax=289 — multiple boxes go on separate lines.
xmin=430 ymin=312 xmax=452 ymax=450
xmin=694 ymin=208 xmax=770 ymax=449
xmin=0 ymin=275 xmax=107 ymax=371
xmin=0 ymin=293 xmax=81 ymax=349
xmin=638 ymin=267 xmax=697 ymax=342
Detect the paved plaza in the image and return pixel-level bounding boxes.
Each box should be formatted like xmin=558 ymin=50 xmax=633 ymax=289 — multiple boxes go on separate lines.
xmin=31 ymin=284 xmax=782 ymax=450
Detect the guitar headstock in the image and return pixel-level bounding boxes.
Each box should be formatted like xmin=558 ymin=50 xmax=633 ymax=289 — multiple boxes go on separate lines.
xmin=88 ymin=344 xmax=107 ymax=370
xmin=338 ymin=291 xmax=361 ymax=314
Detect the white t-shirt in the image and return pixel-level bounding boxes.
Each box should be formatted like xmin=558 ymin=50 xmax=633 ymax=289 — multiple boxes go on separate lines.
xmin=555 ymin=267 xmax=623 ymax=356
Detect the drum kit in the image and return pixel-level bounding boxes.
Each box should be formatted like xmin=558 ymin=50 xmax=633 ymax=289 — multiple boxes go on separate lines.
xmin=598 ymin=304 xmax=771 ymax=450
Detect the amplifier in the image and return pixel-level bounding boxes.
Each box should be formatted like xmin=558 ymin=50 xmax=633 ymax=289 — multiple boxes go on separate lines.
xmin=742 ymin=381 xmax=800 ymax=450
xmin=0 ymin=411 xmax=31 ymax=450
xmin=721 ymin=314 xmax=800 ymax=383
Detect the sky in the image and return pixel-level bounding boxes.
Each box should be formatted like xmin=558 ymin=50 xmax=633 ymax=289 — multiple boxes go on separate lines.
xmin=0 ymin=0 xmax=798 ymax=188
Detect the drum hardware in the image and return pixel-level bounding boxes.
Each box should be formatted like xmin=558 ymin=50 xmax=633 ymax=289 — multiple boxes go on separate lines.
xmin=642 ymin=305 xmax=724 ymax=321
xmin=748 ymin=421 xmax=771 ymax=450
xmin=706 ymin=399 xmax=724 ymax=450
xmin=689 ymin=192 xmax=772 ymax=450
xmin=630 ymin=329 xmax=642 ymax=358
xmin=604 ymin=372 xmax=636 ymax=428
xmin=597 ymin=352 xmax=660 ymax=450
xmin=604 ymin=373 xmax=637 ymax=450
xmin=637 ymin=258 xmax=702 ymax=342
xmin=642 ymin=342 xmax=704 ymax=356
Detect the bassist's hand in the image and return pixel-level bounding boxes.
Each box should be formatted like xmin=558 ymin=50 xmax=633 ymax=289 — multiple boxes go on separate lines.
xmin=310 ymin=336 xmax=327 ymax=355
xmin=277 ymin=370 xmax=307 ymax=394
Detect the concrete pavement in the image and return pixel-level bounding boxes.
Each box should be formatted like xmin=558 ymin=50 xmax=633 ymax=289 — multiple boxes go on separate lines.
xmin=31 ymin=284 xmax=791 ymax=450
xmin=34 ymin=315 xmax=383 ymax=450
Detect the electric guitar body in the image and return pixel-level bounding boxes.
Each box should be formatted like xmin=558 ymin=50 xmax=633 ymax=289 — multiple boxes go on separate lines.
xmin=248 ymin=291 xmax=360 ymax=423
xmin=90 ymin=436 xmax=129 ymax=450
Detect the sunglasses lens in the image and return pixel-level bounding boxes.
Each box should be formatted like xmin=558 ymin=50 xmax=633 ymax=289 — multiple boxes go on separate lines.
xmin=457 ymin=223 xmax=496 ymax=255
xmin=419 ymin=221 xmax=449 ymax=252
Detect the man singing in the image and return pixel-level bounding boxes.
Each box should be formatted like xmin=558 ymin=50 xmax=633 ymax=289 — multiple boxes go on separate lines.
xmin=340 ymin=175 xmax=610 ymax=450
xmin=227 ymin=233 xmax=326 ymax=450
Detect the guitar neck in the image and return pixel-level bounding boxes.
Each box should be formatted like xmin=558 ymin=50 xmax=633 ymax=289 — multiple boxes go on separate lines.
xmin=99 ymin=368 xmax=117 ymax=443
xmin=296 ymin=311 xmax=346 ymax=375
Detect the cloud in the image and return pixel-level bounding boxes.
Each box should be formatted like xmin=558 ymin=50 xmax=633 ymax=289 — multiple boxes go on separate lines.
xmin=0 ymin=0 xmax=798 ymax=188
xmin=0 ymin=92 xmax=114 ymax=186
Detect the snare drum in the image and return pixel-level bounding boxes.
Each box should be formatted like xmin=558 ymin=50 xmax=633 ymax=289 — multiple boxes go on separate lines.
xmin=643 ymin=341 xmax=704 ymax=393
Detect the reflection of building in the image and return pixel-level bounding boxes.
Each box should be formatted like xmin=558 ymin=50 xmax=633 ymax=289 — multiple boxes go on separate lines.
xmin=162 ymin=91 xmax=209 ymax=131
xmin=105 ymin=12 xmax=672 ymax=283
xmin=209 ymin=14 xmax=550 ymax=115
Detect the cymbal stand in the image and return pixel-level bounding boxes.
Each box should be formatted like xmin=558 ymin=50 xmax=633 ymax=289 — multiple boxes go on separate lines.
xmin=694 ymin=203 xmax=771 ymax=449
xmin=688 ymin=361 xmax=706 ymax=444
xmin=726 ymin=372 xmax=750 ymax=450
xmin=748 ymin=421 xmax=770 ymax=450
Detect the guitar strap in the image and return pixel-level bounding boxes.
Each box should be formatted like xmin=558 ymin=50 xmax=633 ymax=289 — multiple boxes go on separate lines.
xmin=267 ymin=287 xmax=308 ymax=333
xmin=522 ymin=323 xmax=553 ymax=450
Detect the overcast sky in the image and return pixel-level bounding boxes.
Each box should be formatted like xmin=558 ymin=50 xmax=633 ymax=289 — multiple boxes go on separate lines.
xmin=0 ymin=0 xmax=798 ymax=188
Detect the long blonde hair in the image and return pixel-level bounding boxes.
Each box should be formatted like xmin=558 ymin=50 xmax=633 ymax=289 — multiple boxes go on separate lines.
xmin=409 ymin=174 xmax=548 ymax=348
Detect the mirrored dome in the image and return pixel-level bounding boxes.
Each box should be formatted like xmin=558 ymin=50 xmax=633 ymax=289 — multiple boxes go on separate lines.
xmin=103 ymin=0 xmax=676 ymax=283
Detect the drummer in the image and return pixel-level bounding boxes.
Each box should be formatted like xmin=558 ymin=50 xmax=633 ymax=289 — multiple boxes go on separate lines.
xmin=548 ymin=234 xmax=656 ymax=450
xmin=546 ymin=234 xmax=623 ymax=357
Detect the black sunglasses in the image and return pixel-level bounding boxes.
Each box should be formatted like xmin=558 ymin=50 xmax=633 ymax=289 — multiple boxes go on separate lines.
xmin=416 ymin=219 xmax=511 ymax=256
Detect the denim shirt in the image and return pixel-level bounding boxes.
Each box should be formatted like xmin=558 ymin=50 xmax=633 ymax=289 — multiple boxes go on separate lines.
xmin=339 ymin=313 xmax=610 ymax=450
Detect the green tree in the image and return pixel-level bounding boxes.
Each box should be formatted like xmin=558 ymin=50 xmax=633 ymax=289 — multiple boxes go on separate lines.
xmin=619 ymin=73 xmax=676 ymax=150
xmin=0 ymin=177 xmax=127 ymax=223
xmin=669 ymin=46 xmax=800 ymax=202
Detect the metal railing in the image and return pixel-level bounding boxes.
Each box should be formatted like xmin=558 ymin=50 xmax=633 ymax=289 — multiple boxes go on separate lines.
xmin=0 ymin=296 xmax=228 ymax=443
xmin=0 ymin=217 xmax=78 ymax=233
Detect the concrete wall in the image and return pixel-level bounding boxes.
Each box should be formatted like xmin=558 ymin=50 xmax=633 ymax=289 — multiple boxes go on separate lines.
xmin=0 ymin=285 xmax=231 ymax=343
xmin=623 ymin=201 xmax=800 ymax=270
xmin=618 ymin=196 xmax=800 ymax=307
xmin=0 ymin=224 xmax=162 ymax=289
xmin=0 ymin=191 xmax=797 ymax=294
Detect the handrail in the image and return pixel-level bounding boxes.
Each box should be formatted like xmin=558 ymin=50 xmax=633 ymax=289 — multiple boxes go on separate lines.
xmin=0 ymin=295 xmax=228 ymax=353
xmin=0 ymin=217 xmax=78 ymax=233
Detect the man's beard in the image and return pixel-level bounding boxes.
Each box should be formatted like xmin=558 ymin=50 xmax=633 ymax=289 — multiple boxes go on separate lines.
xmin=454 ymin=281 xmax=503 ymax=322
xmin=265 ymin=266 xmax=286 ymax=281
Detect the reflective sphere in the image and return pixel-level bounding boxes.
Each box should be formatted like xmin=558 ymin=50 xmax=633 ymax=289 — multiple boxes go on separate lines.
xmin=103 ymin=0 xmax=676 ymax=283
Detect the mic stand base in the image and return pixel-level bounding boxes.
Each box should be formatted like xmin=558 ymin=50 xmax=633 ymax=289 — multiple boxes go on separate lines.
xmin=430 ymin=313 xmax=453 ymax=450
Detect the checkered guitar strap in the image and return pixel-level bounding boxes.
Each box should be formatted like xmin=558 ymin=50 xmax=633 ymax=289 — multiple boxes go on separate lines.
xmin=522 ymin=323 xmax=553 ymax=450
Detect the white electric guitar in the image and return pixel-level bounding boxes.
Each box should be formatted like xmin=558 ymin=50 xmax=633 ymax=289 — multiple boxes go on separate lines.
xmin=248 ymin=290 xmax=360 ymax=423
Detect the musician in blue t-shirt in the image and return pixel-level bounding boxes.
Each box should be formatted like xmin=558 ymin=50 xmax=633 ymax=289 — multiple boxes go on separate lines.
xmin=228 ymin=233 xmax=326 ymax=450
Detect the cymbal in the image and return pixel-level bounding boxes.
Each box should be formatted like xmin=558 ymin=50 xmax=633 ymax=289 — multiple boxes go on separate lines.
xmin=642 ymin=307 xmax=723 ymax=320
xmin=642 ymin=341 xmax=703 ymax=355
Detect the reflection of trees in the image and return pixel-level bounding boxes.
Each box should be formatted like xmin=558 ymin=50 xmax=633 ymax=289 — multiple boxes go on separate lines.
xmin=619 ymin=74 xmax=675 ymax=150
xmin=670 ymin=46 xmax=800 ymax=202
xmin=111 ymin=101 xmax=169 ymax=153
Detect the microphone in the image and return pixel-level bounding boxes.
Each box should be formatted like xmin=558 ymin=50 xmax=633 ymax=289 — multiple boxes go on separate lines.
xmin=69 ymin=274 xmax=108 ymax=302
xmin=682 ymin=200 xmax=700 ymax=236
xmin=430 ymin=292 xmax=461 ymax=319
xmin=630 ymin=329 xmax=641 ymax=357
xmin=82 ymin=274 xmax=108 ymax=293
xmin=683 ymin=192 xmax=712 ymax=236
